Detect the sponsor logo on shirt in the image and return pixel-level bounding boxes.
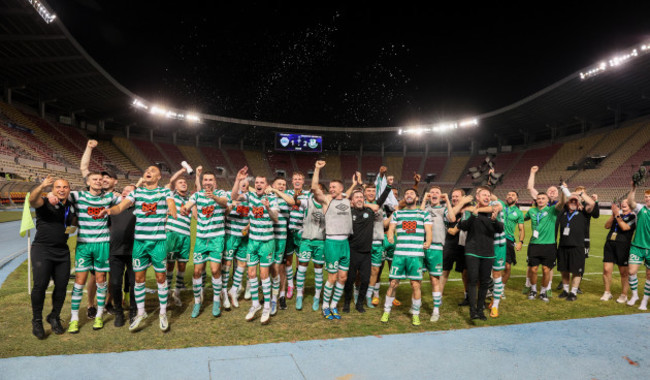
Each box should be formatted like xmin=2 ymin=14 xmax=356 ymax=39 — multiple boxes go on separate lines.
xmin=202 ymin=205 xmax=215 ymax=219
xmin=87 ymin=206 xmax=106 ymax=220
xmin=236 ymin=205 xmax=250 ymax=216
xmin=142 ymin=202 xmax=158 ymax=216
xmin=402 ymin=221 xmax=417 ymax=234
xmin=252 ymin=207 xmax=264 ymax=219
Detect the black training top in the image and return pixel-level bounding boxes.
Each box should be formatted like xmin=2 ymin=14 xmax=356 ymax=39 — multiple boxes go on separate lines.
xmin=582 ymin=201 xmax=600 ymax=240
xmin=606 ymin=212 xmax=636 ymax=244
xmin=458 ymin=212 xmax=503 ymax=258
xmin=33 ymin=197 xmax=75 ymax=252
xmin=109 ymin=205 xmax=136 ymax=256
xmin=558 ymin=208 xmax=589 ymax=247
xmin=349 ymin=206 xmax=376 ymax=253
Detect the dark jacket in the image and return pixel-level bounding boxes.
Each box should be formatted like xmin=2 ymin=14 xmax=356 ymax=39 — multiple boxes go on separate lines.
xmin=458 ymin=212 xmax=504 ymax=257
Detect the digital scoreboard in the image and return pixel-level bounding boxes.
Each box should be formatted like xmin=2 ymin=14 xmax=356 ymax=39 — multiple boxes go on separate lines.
xmin=274 ymin=133 xmax=322 ymax=153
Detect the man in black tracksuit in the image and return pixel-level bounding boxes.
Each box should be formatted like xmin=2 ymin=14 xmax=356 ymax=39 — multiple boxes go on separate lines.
xmin=344 ymin=189 xmax=381 ymax=313
xmin=458 ymin=186 xmax=504 ymax=321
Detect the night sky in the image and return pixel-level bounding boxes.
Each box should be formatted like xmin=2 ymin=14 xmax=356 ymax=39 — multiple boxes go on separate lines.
xmin=51 ymin=1 xmax=650 ymax=128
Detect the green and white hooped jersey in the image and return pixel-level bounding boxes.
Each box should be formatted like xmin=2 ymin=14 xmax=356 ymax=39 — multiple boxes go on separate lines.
xmin=190 ymin=189 xmax=227 ymax=239
xmin=70 ymin=191 xmax=118 ymax=244
xmin=390 ymin=208 xmax=432 ymax=257
xmin=225 ymin=191 xmax=250 ymax=237
xmin=287 ymin=189 xmax=310 ymax=230
xmin=491 ymin=199 xmax=506 ymax=245
xmin=270 ymin=194 xmax=289 ymax=239
xmin=126 ymin=186 xmax=174 ymax=241
xmin=166 ymin=192 xmax=192 ymax=236
xmin=633 ymin=204 xmax=650 ymax=249
xmin=246 ymin=192 xmax=278 ymax=242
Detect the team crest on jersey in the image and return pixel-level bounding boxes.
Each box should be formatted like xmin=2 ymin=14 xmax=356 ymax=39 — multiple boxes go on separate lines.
xmin=142 ymin=202 xmax=158 ymax=216
xmin=87 ymin=206 xmax=106 ymax=219
xmin=402 ymin=221 xmax=417 ymax=234
xmin=252 ymin=206 xmax=264 ymax=219
xmin=236 ymin=205 xmax=250 ymax=216
xmin=335 ymin=203 xmax=349 ymax=212
xmin=363 ymin=212 xmax=369 ymax=218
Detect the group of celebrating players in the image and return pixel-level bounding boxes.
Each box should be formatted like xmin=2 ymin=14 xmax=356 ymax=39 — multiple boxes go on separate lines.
xmin=27 ymin=139 xmax=650 ymax=338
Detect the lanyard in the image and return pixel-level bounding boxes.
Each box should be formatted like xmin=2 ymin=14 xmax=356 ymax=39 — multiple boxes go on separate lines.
xmin=614 ymin=213 xmax=631 ymax=233
xmin=566 ymin=210 xmax=578 ymax=223
xmin=62 ymin=202 xmax=70 ymax=229
xmin=535 ymin=209 xmax=545 ymax=226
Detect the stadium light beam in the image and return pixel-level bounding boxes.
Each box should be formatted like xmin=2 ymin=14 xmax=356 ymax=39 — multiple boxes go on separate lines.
xmin=26 ymin=0 xmax=57 ymax=24
xmin=399 ymin=117 xmax=478 ymax=135
xmin=580 ymin=44 xmax=648 ymax=80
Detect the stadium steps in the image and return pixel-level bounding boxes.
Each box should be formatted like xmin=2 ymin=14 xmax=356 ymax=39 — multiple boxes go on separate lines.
xmin=112 ymin=137 xmax=150 ymax=172
xmin=266 ymin=152 xmax=293 ymax=177
xmin=225 ymin=148 xmax=249 ymax=176
xmin=360 ymin=154 xmax=383 ymax=182
xmin=385 ymin=155 xmax=403 ymax=184
xmin=440 ymin=155 xmax=470 ymax=185
xmin=339 ymin=153 xmax=359 ymax=182
xmin=156 ymin=142 xmax=187 ymax=172
xmin=594 ymin=129 xmax=650 ymax=189
xmin=243 ymin=150 xmax=272 ymax=179
xmin=95 ymin=140 xmax=141 ymax=176
xmin=177 ymin=145 xmax=211 ymax=174
xmin=321 ymin=153 xmax=342 ymax=181
xmin=131 ymin=139 xmax=173 ymax=172
xmin=420 ymin=155 xmax=446 ymax=183
xmin=456 ymin=155 xmax=487 ymax=187
xmin=568 ymin=121 xmax=646 ymax=187
xmin=289 ymin=154 xmax=300 ymax=175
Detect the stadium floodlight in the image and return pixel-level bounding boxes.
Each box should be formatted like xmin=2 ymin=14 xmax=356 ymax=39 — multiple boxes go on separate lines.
xmin=132 ymin=99 xmax=148 ymax=110
xmin=399 ymin=117 xmax=478 ymax=135
xmin=186 ymin=114 xmax=201 ymax=123
xmin=580 ymin=44 xmax=649 ymax=80
xmin=150 ymin=105 xmax=167 ymax=116
xmin=25 ymin=0 xmax=57 ymax=24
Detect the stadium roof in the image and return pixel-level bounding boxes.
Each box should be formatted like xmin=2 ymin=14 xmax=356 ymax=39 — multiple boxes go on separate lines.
xmin=2 ymin=0 xmax=650 ymax=151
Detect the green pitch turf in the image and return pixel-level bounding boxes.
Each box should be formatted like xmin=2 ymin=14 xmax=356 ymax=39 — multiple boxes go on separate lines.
xmin=0 ymin=220 xmax=647 ymax=358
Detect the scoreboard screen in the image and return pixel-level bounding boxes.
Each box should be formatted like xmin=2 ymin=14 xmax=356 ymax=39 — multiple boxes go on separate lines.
xmin=274 ymin=133 xmax=322 ymax=153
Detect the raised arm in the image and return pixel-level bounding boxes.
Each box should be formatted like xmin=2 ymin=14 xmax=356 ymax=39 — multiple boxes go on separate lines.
xmin=345 ymin=171 xmax=361 ymax=199
xmin=195 ymin=166 xmax=203 ymax=192
xmin=80 ymin=140 xmax=97 ymax=179
xmin=579 ymin=191 xmax=595 ymax=214
xmin=167 ymin=167 xmax=188 ymax=190
xmin=166 ymin=197 xmax=177 ymax=219
xmin=627 ymin=185 xmax=637 ymax=210
xmin=311 ymin=160 xmax=329 ymax=205
xmin=269 ymin=187 xmax=295 ymax=206
xmin=231 ymin=167 xmax=248 ymax=201
xmin=263 ymin=197 xmax=279 ymax=223
xmin=205 ymin=191 xmax=229 ymax=207
xmin=451 ymin=195 xmax=474 ymax=216
xmin=527 ymin=166 xmax=539 ymax=199
xmin=103 ymin=196 xmax=134 ymax=217
xmin=29 ymin=176 xmax=54 ymax=209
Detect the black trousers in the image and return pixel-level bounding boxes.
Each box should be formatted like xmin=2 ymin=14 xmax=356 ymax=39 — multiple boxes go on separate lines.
xmin=465 ymin=255 xmax=493 ymax=316
xmin=344 ymin=249 xmax=371 ymax=304
xmin=109 ymin=255 xmax=136 ymax=315
xmin=30 ymin=245 xmax=70 ymax=322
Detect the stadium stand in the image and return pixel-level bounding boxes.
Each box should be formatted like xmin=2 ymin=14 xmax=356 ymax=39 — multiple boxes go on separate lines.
xmin=339 ymin=153 xmax=359 ymax=182
xmin=157 ymin=142 xmax=188 ymax=172
xmin=294 ymin=153 xmax=316 ymax=177
xmin=112 ymin=137 xmax=150 ymax=172
xmin=384 ymin=155 xmax=404 ymax=184
xmin=225 ymin=148 xmax=249 ymax=175
xmin=441 ymin=155 xmax=470 ymax=184
xmin=131 ymin=139 xmax=172 ymax=172
xmin=321 ymin=153 xmax=342 ymax=181
xmin=266 ymin=151 xmax=294 ymax=177
xmin=360 ymin=153 xmax=383 ymax=181
xmin=96 ymin=140 xmax=141 ymax=176
xmin=198 ymin=146 xmax=229 ymax=175
xmin=243 ymin=150 xmax=272 ymax=179
xmin=498 ymin=144 xmax=563 ymax=194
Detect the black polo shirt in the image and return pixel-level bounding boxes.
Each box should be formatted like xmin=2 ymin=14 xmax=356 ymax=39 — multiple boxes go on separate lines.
xmin=109 ymin=205 xmax=136 ymax=256
xmin=349 ymin=206 xmax=375 ymax=253
xmin=558 ymin=208 xmax=589 ymax=248
xmin=33 ymin=197 xmax=75 ymax=253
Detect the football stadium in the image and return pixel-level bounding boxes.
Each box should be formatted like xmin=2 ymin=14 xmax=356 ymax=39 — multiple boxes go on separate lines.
xmin=1 ymin=1 xmax=650 ymax=379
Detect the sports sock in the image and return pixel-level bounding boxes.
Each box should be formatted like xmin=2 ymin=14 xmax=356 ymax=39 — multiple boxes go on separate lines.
xmin=384 ymin=295 xmax=395 ymax=313
xmin=166 ymin=270 xmax=173 ymax=288
xmin=525 ymin=277 xmax=531 ymax=287
xmin=629 ymin=274 xmax=638 ymax=296
xmin=221 ymin=266 xmax=230 ymax=290
xmin=70 ymin=283 xmax=85 ymax=321
xmin=493 ymin=278 xmax=503 ymax=301
xmin=271 ymin=275 xmax=280 ymax=301
xmin=322 ymin=281 xmax=334 ymax=309
xmin=571 ymin=287 xmax=578 ymax=295
xmin=262 ymin=278 xmax=271 ymax=308
xmin=563 ymin=283 xmax=570 ymax=293
xmin=192 ymin=277 xmax=202 ymax=304
xmin=231 ymin=266 xmax=245 ymax=293
xmin=411 ymin=297 xmax=421 ymax=315
xmin=176 ymin=271 xmax=185 ymax=289
xmin=96 ymin=281 xmax=107 ymax=318
xmin=158 ymin=282 xmax=168 ymax=315
xmin=366 ymin=287 xmax=374 ymax=300
xmin=531 ymin=284 xmax=537 ymax=292
xmin=285 ymin=265 xmax=294 ymax=285
xmin=134 ymin=282 xmax=146 ymax=315
xmin=212 ymin=277 xmax=222 ymax=303
xmin=250 ymin=277 xmax=260 ymax=307
xmin=373 ymin=282 xmax=380 ymax=298
xmin=433 ymin=291 xmax=441 ymax=313
xmin=644 ymin=280 xmax=650 ymax=297
xmin=201 ymin=270 xmax=207 ymax=288
xmin=314 ymin=268 xmax=324 ymax=299
xmin=330 ymin=282 xmax=344 ymax=308
xmin=296 ymin=265 xmax=307 ymax=296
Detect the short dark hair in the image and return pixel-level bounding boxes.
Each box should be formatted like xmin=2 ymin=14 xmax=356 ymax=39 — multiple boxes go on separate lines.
xmin=330 ymin=179 xmax=343 ymax=187
xmin=451 ymin=188 xmax=465 ymax=196
xmin=292 ymin=171 xmax=305 ymax=178
xmin=201 ymin=171 xmax=217 ymax=181
xmin=428 ymin=185 xmax=441 ymax=192
xmin=404 ymin=187 xmax=419 ymax=196
xmin=508 ymin=190 xmax=519 ymax=197
xmin=537 ymin=192 xmax=548 ymax=197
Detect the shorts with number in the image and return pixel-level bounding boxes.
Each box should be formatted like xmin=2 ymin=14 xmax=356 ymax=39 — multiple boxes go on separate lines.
xmin=75 ymin=242 xmax=110 ymax=273
xmin=225 ymin=234 xmax=248 ymax=262
xmin=324 ymin=239 xmax=350 ymax=273
xmin=371 ymin=242 xmax=384 ymax=267
xmin=273 ymin=238 xmax=287 ymax=264
xmin=193 ymin=236 xmax=225 ymax=264
xmin=298 ymin=239 xmax=324 ymax=265
xmin=493 ymin=243 xmax=506 ymax=271
xmin=383 ymin=235 xmax=396 ymax=261
xmin=424 ymin=244 xmax=443 ymax=276
xmin=603 ymin=240 xmax=630 ymax=267
xmin=285 ymin=229 xmax=302 ymax=256
xmin=133 ymin=239 xmax=167 ymax=273
xmin=390 ymin=255 xmax=423 ymax=281
xmin=506 ymin=239 xmax=517 ymax=265
xmin=166 ymin=231 xmax=190 ymax=262
xmin=247 ymin=239 xmax=275 ymax=267
xmin=629 ymin=245 xmax=650 ymax=267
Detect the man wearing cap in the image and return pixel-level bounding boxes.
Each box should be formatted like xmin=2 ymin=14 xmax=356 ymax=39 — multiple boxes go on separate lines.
xmin=557 ymin=192 xmax=595 ymax=301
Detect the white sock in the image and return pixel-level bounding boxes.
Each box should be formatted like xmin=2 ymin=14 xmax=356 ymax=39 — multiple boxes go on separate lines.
xmin=531 ymin=284 xmax=537 ymax=292
xmin=493 ymin=298 xmax=500 ymax=308
xmin=563 ymin=284 xmax=570 ymax=292
xmin=571 ymin=287 xmax=578 ymax=295
xmin=525 ymin=277 xmax=531 ymax=287
xmin=384 ymin=296 xmax=395 ymax=313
